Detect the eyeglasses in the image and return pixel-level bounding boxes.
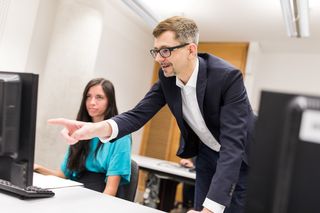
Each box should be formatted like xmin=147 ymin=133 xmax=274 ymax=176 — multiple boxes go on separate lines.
xmin=150 ymin=43 xmax=189 ymax=58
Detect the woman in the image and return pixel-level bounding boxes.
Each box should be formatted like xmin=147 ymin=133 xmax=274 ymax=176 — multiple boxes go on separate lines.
xmin=34 ymin=78 xmax=131 ymax=196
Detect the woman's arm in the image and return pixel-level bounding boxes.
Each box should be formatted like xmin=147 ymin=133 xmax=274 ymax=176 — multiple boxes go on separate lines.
xmin=34 ymin=163 xmax=66 ymax=178
xmin=103 ymin=175 xmax=121 ymax=196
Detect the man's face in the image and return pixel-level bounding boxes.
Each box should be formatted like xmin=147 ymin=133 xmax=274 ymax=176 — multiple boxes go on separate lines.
xmin=153 ymin=31 xmax=189 ymax=77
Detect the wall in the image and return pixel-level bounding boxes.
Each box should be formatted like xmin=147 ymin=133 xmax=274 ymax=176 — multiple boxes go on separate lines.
xmin=93 ymin=0 xmax=155 ymax=155
xmin=34 ymin=0 xmax=154 ymax=169
xmin=243 ymin=41 xmax=261 ymax=111
xmin=0 ymin=0 xmax=40 ymax=71
xmin=247 ymin=42 xmax=320 ymax=112
xmin=0 ymin=0 xmax=154 ymax=169
xmin=35 ymin=0 xmax=105 ymax=168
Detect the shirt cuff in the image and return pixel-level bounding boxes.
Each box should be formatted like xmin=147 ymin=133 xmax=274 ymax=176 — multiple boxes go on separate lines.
xmin=98 ymin=119 xmax=119 ymax=143
xmin=203 ymin=198 xmax=225 ymax=213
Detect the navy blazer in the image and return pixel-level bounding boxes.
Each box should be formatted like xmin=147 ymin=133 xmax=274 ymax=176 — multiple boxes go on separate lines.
xmin=113 ymin=53 xmax=255 ymax=206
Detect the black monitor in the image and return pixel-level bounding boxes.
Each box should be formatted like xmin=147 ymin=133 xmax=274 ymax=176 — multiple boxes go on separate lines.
xmin=245 ymin=91 xmax=320 ymax=213
xmin=0 ymin=71 xmax=38 ymax=188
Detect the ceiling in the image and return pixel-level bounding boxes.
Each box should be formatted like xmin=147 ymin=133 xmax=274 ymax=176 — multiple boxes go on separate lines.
xmin=125 ymin=0 xmax=320 ymax=52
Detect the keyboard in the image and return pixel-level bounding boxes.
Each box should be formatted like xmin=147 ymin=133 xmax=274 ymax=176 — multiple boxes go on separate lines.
xmin=0 ymin=178 xmax=55 ymax=199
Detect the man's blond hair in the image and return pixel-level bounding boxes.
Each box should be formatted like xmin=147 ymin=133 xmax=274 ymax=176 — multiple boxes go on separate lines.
xmin=153 ymin=16 xmax=199 ymax=44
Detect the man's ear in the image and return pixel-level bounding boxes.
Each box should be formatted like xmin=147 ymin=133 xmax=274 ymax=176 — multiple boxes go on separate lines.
xmin=188 ymin=43 xmax=198 ymax=58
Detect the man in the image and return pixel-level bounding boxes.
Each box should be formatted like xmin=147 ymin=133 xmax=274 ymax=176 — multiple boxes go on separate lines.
xmin=50 ymin=16 xmax=255 ymax=213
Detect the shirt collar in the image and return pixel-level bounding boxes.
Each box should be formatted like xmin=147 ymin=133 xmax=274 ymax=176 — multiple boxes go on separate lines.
xmin=176 ymin=58 xmax=199 ymax=88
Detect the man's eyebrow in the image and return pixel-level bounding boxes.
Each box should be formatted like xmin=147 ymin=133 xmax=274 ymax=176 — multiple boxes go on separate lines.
xmin=153 ymin=45 xmax=170 ymax=50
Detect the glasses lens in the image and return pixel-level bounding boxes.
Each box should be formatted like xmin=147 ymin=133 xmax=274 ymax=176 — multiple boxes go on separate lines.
xmin=150 ymin=49 xmax=157 ymax=58
xmin=160 ymin=49 xmax=171 ymax=58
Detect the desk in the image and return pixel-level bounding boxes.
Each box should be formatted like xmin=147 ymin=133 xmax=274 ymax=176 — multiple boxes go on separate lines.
xmin=132 ymin=154 xmax=195 ymax=184
xmin=132 ymin=155 xmax=195 ymax=211
xmin=0 ymin=174 xmax=164 ymax=213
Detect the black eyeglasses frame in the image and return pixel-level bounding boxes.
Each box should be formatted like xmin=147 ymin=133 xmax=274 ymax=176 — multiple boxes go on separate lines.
xmin=149 ymin=43 xmax=189 ymax=58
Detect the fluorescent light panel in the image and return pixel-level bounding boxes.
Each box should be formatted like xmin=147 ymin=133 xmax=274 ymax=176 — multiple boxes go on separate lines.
xmin=280 ymin=0 xmax=310 ymax=37
xmin=121 ymin=0 xmax=158 ymax=28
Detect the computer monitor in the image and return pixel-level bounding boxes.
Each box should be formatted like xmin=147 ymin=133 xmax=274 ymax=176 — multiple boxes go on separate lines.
xmin=245 ymin=91 xmax=320 ymax=213
xmin=0 ymin=71 xmax=38 ymax=188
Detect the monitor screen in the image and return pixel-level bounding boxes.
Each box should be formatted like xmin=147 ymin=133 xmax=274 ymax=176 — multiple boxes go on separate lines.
xmin=0 ymin=71 xmax=38 ymax=188
xmin=245 ymin=91 xmax=320 ymax=213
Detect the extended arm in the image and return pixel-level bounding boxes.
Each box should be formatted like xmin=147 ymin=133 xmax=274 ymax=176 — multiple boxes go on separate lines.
xmin=34 ymin=163 xmax=66 ymax=178
xmin=206 ymin=69 xmax=253 ymax=207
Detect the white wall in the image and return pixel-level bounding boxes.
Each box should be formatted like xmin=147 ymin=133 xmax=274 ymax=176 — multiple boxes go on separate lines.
xmin=0 ymin=0 xmax=40 ymax=71
xmin=93 ymin=0 xmax=155 ymax=156
xmin=244 ymin=41 xmax=261 ymax=112
xmin=25 ymin=0 xmax=57 ymax=76
xmin=35 ymin=0 xmax=106 ymax=168
xmin=35 ymin=0 xmax=154 ymax=169
xmin=247 ymin=42 xmax=320 ymax=112
xmin=0 ymin=0 xmax=154 ymax=169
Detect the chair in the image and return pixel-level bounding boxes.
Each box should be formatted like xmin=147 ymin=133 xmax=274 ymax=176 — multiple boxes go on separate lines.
xmin=116 ymin=159 xmax=139 ymax=202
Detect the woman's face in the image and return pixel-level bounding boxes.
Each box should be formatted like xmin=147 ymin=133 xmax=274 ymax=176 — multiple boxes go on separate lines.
xmin=86 ymin=84 xmax=108 ymax=122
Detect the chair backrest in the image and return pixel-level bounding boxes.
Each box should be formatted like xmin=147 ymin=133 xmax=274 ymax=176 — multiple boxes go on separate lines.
xmin=116 ymin=159 xmax=139 ymax=202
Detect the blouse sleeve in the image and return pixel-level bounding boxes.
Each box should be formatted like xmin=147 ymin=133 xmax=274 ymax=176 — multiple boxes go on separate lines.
xmin=60 ymin=147 xmax=74 ymax=179
xmin=106 ymin=134 xmax=132 ymax=185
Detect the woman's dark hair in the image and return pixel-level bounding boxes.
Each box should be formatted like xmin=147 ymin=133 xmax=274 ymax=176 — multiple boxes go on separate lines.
xmin=66 ymin=78 xmax=118 ymax=172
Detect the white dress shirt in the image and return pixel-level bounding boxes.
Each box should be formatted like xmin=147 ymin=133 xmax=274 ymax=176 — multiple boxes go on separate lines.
xmin=175 ymin=59 xmax=220 ymax=153
xmin=175 ymin=59 xmax=225 ymax=213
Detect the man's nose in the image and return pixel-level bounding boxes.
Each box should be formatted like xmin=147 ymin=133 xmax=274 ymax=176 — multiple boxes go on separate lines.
xmin=155 ymin=52 xmax=165 ymax=62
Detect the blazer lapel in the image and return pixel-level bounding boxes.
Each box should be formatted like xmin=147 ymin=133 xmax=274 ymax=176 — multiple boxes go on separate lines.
xmin=173 ymin=84 xmax=183 ymax=122
xmin=196 ymin=57 xmax=207 ymax=116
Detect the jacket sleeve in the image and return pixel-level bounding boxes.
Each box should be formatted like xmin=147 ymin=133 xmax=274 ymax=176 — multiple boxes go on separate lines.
xmin=207 ymin=69 xmax=252 ymax=206
xmin=112 ymin=80 xmax=166 ymax=139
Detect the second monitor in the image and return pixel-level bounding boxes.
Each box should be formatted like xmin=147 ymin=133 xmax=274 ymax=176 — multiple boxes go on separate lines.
xmin=245 ymin=91 xmax=320 ymax=213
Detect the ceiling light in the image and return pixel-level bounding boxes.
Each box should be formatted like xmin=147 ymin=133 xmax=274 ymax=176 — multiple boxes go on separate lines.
xmin=121 ymin=0 xmax=158 ymax=28
xmin=280 ymin=0 xmax=310 ymax=37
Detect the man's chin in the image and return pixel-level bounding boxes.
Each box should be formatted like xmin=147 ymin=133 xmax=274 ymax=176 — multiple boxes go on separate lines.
xmin=162 ymin=69 xmax=175 ymax=77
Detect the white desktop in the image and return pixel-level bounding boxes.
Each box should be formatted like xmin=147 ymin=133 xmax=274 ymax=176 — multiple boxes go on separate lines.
xmin=0 ymin=173 xmax=164 ymax=213
xmin=132 ymin=154 xmax=196 ymax=182
xmin=33 ymin=172 xmax=83 ymax=189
